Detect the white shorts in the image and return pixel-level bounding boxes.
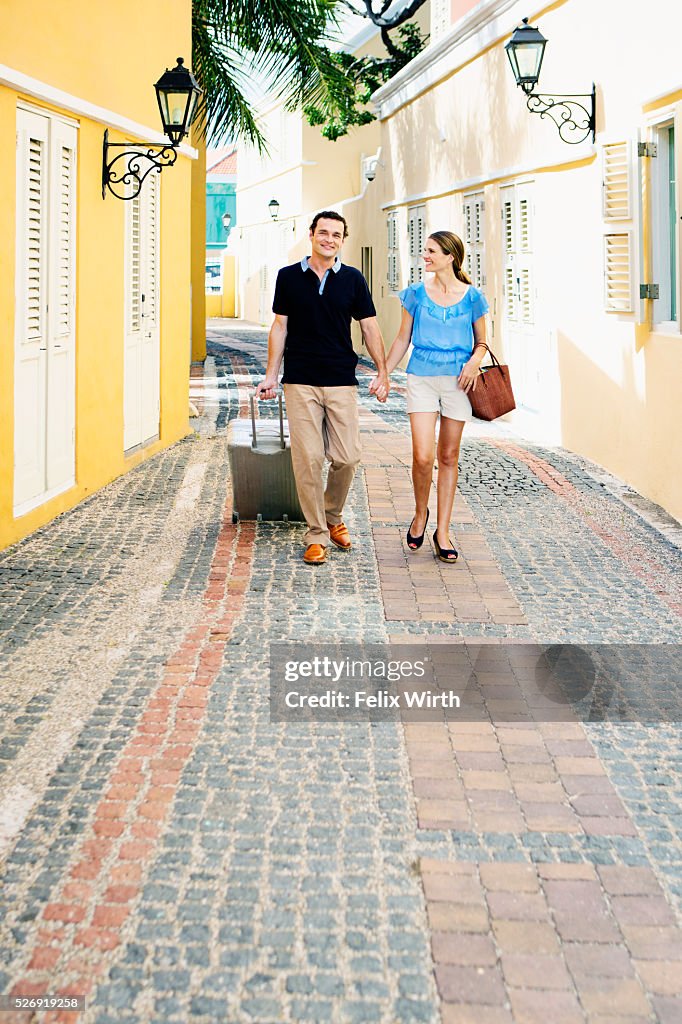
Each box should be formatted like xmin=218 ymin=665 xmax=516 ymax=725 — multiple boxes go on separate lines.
xmin=406 ymin=374 xmax=472 ymax=422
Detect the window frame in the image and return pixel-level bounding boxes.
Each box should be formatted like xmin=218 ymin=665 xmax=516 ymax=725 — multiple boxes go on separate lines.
xmin=645 ymin=104 xmax=680 ymax=334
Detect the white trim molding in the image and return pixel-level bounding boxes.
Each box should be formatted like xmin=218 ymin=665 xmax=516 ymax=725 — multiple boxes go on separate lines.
xmin=235 ymin=160 xmax=316 ymax=193
xmin=372 ymin=0 xmax=540 ymax=120
xmin=1 ymin=63 xmax=198 ymax=158
xmin=381 ymin=149 xmax=596 ymax=210
xmin=643 ymin=84 xmax=682 ymax=111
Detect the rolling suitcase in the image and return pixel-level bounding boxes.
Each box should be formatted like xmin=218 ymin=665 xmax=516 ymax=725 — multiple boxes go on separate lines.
xmin=227 ymin=394 xmax=304 ymax=523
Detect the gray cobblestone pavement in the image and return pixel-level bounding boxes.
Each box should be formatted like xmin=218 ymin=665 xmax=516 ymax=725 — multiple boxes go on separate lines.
xmin=0 ymin=320 xmax=680 ymax=1022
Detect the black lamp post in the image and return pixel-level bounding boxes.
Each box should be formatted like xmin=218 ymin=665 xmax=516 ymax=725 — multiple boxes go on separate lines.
xmin=505 ymin=18 xmax=595 ymax=145
xmin=268 ymin=198 xmax=280 ymax=221
xmin=154 ymin=58 xmax=201 ymax=146
xmin=102 ymin=57 xmax=202 ymax=200
xmin=504 ymin=18 xmax=547 ymax=94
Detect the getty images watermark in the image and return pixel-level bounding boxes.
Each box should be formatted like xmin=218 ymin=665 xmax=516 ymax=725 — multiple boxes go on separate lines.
xmin=269 ymin=643 xmax=682 ymax=723
xmin=282 ymin=652 xmax=459 ymax=711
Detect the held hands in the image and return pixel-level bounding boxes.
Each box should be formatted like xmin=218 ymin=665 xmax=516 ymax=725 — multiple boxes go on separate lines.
xmin=368 ymin=373 xmax=390 ymax=403
xmin=255 ymin=377 xmax=278 ymax=400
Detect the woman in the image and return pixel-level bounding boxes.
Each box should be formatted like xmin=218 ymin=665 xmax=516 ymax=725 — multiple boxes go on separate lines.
xmin=384 ymin=231 xmax=488 ymax=563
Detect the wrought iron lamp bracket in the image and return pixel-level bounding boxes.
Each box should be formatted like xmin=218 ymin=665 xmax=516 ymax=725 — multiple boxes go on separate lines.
xmin=102 ymin=129 xmax=178 ymax=200
xmin=524 ymin=84 xmax=596 ymax=145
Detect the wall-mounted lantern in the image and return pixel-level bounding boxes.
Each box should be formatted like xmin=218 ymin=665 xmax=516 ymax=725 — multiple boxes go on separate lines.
xmin=268 ymin=198 xmax=280 ymax=221
xmin=505 ymin=19 xmax=595 ymax=145
xmin=102 ymin=57 xmax=202 ymax=200
xmin=222 ymin=211 xmax=232 ymax=231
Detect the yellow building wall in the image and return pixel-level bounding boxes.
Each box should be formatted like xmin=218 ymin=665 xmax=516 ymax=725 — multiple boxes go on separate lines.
xmin=191 ymin=136 xmax=207 ymax=359
xmin=0 ymin=0 xmax=193 ymax=550
xmin=0 ymin=1 xmax=191 ymax=131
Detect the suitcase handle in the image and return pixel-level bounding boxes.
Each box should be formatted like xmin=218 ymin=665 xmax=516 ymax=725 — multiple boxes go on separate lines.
xmin=250 ymin=393 xmax=286 ymax=450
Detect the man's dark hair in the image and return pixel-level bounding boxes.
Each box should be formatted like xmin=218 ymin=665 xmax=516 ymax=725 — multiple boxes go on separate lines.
xmin=309 ymin=210 xmax=348 ymax=239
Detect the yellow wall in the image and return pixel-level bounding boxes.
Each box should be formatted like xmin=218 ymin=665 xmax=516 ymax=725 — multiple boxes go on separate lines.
xmin=0 ymin=0 xmax=193 ymax=550
xmin=191 ymin=135 xmax=207 ymax=359
xmin=0 ymin=89 xmax=16 ymax=538
xmin=0 ymin=1 xmax=191 ymax=131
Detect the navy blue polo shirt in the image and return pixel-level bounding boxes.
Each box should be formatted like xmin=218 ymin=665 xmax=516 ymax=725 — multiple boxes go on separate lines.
xmin=272 ymin=257 xmax=376 ymax=386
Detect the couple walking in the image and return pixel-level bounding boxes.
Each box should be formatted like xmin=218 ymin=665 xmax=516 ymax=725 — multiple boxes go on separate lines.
xmin=255 ymin=210 xmax=489 ymax=565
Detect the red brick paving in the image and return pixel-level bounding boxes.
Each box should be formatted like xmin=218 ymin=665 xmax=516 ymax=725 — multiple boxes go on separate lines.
xmin=360 ymin=424 xmax=682 ymax=1022
xmin=492 ymin=440 xmax=682 ymax=620
xmin=10 ymin=506 xmax=256 ymax=1016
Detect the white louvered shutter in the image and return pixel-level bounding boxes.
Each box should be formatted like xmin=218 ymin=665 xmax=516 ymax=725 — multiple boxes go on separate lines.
xmin=124 ymin=168 xmax=160 ymax=450
xmin=500 ymin=181 xmax=539 ymax=411
xmin=258 ymin=227 xmax=270 ymax=323
xmin=501 ymin=192 xmax=517 ymax=322
xmin=408 ymin=205 xmax=425 ymax=285
xmin=604 ymin=233 xmax=633 ymax=312
xmin=14 ymin=109 xmax=50 ymax=507
xmin=45 ymin=117 xmax=77 ymax=490
xmin=516 ymin=184 xmax=534 ymax=324
xmin=139 ymin=170 xmax=160 ymax=443
xmin=602 ymin=142 xmax=631 ymax=220
xmin=387 ymin=212 xmax=399 ymax=290
xmin=601 ymin=141 xmax=634 ymax=314
xmin=124 ymin=190 xmax=143 ymax=450
xmin=463 ymin=193 xmax=485 ymax=289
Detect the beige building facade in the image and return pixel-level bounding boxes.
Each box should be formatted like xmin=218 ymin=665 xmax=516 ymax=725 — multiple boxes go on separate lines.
xmin=238 ymin=0 xmax=682 ymax=520
xmin=236 ymin=19 xmax=407 ymax=324
xmin=349 ymin=0 xmax=682 ymax=520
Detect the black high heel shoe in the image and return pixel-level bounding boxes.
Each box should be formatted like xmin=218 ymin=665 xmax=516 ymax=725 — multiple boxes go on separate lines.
xmin=433 ymin=529 xmax=458 ymax=563
xmin=407 ymin=508 xmax=429 ymax=550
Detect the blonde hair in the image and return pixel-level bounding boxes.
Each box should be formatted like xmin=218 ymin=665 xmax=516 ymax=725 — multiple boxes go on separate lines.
xmin=428 ymin=231 xmax=471 ymax=284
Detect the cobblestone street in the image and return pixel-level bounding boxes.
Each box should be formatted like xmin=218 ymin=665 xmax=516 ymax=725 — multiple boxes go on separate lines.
xmin=1 ymin=320 xmax=681 ymax=1024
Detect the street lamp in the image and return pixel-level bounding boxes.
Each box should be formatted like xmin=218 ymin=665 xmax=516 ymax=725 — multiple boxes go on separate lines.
xmin=505 ymin=18 xmax=595 ymax=145
xmin=268 ymin=198 xmax=280 ymax=221
xmin=504 ymin=18 xmax=547 ymax=94
xmin=102 ymin=57 xmax=202 ymax=200
xmin=154 ymin=58 xmax=202 ymax=146
xmin=222 ymin=211 xmax=232 ymax=231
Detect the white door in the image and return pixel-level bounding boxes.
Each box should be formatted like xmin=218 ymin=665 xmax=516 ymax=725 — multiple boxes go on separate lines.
xmin=501 ymin=182 xmax=539 ymax=411
xmin=124 ymin=171 xmax=160 ymax=451
xmin=258 ymin=254 xmax=269 ymax=325
xmin=46 ymin=118 xmax=77 ymax=489
xmin=14 ymin=108 xmax=76 ymax=513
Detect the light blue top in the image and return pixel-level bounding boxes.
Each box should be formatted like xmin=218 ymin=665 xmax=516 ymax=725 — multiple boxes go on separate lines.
xmin=399 ymin=281 xmax=489 ymax=377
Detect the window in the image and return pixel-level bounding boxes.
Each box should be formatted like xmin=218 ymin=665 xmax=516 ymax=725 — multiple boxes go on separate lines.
xmin=601 ymin=141 xmax=634 ymax=313
xmin=431 ymin=0 xmax=450 ymax=40
xmin=604 ymin=234 xmax=633 ymax=313
xmin=463 ymin=192 xmax=485 ymax=289
xmin=205 ymin=257 xmax=223 ymax=293
xmin=408 ymin=204 xmax=425 ymax=285
xmin=386 ymin=211 xmax=399 ymax=291
xmin=603 ymin=142 xmax=631 ymax=220
xmin=361 ymin=246 xmax=373 ymax=295
xmin=651 ymin=121 xmax=678 ymax=325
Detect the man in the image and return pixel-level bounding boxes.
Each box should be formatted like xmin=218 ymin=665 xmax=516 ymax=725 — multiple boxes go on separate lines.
xmin=256 ymin=210 xmax=390 ymax=565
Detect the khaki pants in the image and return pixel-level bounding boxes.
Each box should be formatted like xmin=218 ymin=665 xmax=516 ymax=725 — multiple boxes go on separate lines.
xmin=283 ymin=384 xmax=361 ymax=546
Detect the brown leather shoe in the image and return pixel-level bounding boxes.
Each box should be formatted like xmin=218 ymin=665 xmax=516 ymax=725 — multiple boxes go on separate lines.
xmin=327 ymin=522 xmax=351 ymax=550
xmin=303 ymin=544 xmax=327 ymax=565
